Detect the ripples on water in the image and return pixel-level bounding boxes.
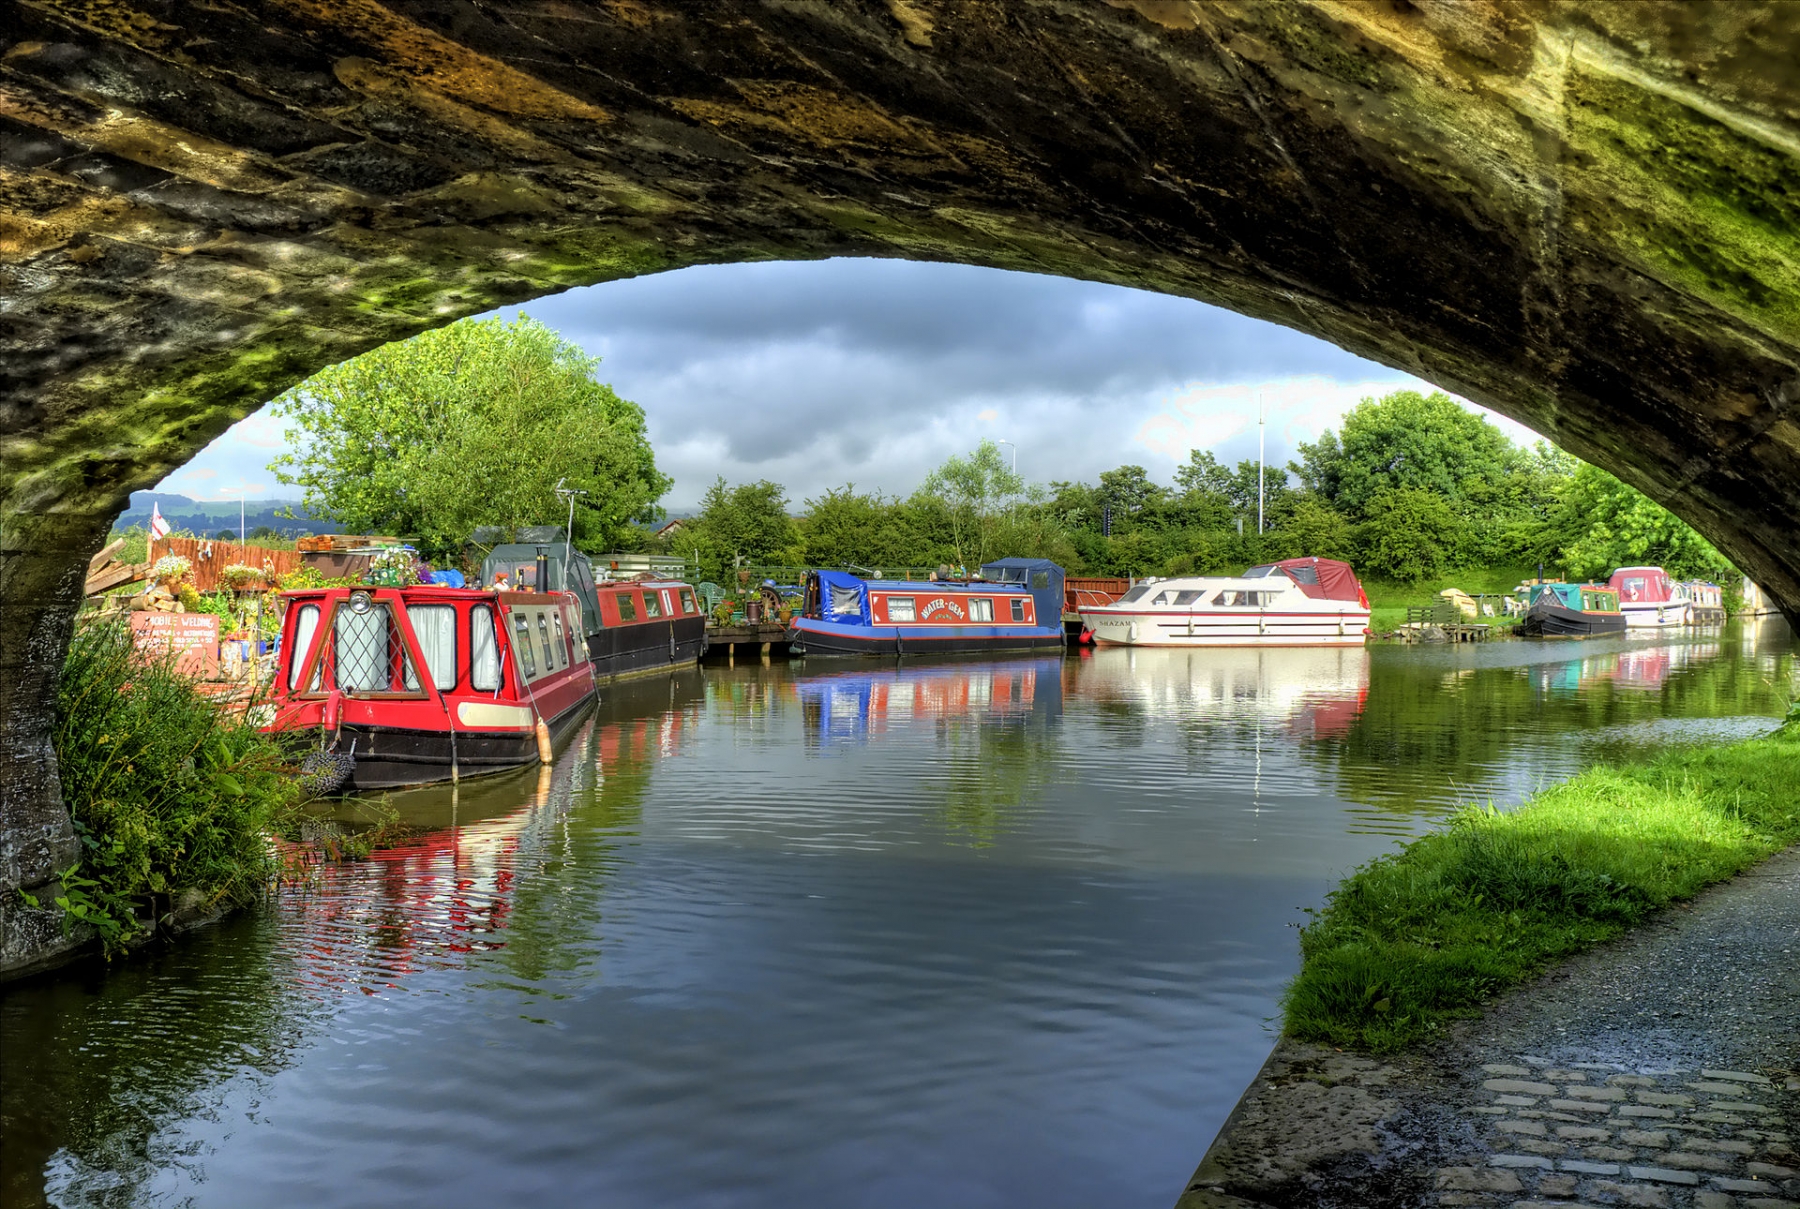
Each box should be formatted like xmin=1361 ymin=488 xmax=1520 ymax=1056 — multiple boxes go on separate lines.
xmin=3 ymin=620 xmax=1793 ymax=1208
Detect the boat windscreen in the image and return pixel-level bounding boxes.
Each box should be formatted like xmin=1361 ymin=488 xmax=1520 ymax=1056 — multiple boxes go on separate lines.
xmin=1118 ymin=585 xmax=1152 ymax=604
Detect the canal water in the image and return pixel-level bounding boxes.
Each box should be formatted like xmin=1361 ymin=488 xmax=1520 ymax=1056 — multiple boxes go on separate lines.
xmin=3 ymin=619 xmax=1794 ymax=1209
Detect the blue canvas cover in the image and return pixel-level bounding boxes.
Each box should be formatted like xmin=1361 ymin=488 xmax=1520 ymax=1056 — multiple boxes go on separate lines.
xmin=980 ymin=558 xmax=1065 ymax=628
xmin=813 ymin=570 xmax=872 ymax=625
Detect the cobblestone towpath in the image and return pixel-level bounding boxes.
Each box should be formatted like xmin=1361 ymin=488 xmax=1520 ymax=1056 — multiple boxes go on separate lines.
xmin=1179 ymin=847 xmax=1800 ymax=1209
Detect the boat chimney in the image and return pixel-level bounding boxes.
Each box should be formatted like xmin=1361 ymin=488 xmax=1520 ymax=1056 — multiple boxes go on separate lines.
xmin=536 ymin=549 xmax=549 ymax=594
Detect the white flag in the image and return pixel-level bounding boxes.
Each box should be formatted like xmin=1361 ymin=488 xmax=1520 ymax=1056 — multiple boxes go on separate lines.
xmin=148 ymin=501 xmax=170 ymax=541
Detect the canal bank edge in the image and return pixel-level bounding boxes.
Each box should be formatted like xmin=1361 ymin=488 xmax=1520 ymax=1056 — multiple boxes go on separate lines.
xmin=1176 ymin=844 xmax=1800 ymax=1209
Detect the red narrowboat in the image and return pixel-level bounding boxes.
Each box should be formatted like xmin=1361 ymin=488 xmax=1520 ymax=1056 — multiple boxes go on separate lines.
xmin=263 ymin=569 xmax=707 ymax=790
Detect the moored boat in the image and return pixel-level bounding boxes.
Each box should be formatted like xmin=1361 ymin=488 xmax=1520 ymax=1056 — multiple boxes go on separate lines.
xmin=263 ymin=552 xmax=707 ymax=790
xmin=787 ymin=560 xmax=1066 ymax=658
xmin=1682 ymin=580 xmax=1727 ymax=624
xmin=1607 ymin=566 xmax=1691 ymax=628
xmin=1077 ymin=557 xmax=1370 ymax=647
xmin=1516 ymin=582 xmax=1626 ymax=638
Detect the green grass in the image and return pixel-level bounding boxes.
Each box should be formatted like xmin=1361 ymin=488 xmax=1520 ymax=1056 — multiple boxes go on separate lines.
xmin=1283 ymin=725 xmax=1800 ymax=1052
xmin=1364 ymin=564 xmax=1532 ymax=632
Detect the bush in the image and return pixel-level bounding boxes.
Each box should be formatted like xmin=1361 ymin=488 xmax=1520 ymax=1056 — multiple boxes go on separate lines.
xmin=50 ymin=621 xmax=299 ymax=954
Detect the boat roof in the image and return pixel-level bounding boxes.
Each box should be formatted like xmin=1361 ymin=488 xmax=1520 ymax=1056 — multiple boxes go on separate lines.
xmin=1249 ymin=557 xmax=1363 ymax=603
xmin=864 ymin=579 xmax=1030 ymax=593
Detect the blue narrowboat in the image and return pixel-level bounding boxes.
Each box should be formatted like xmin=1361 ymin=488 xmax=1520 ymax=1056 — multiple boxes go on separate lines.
xmin=788 ymin=560 xmax=1067 ymax=657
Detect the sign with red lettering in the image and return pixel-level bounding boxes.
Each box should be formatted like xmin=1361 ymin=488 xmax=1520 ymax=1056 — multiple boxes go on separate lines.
xmin=129 ymin=612 xmax=220 ymax=679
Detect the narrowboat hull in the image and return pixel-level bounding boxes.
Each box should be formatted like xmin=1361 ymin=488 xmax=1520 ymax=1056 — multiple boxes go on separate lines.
xmin=586 ymin=615 xmax=707 ymax=679
xmin=1518 ymin=599 xmax=1627 ymax=638
xmin=787 ymin=617 xmax=1063 ymax=658
xmin=321 ymin=694 xmax=596 ymax=790
xmin=1081 ymin=610 xmax=1370 ymax=647
xmin=1620 ymin=601 xmax=1691 ymax=628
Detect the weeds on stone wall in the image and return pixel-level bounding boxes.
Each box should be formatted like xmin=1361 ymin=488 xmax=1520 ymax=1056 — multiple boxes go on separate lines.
xmin=47 ymin=620 xmax=300 ymax=955
xmin=1283 ymin=727 xmax=1800 ymax=1051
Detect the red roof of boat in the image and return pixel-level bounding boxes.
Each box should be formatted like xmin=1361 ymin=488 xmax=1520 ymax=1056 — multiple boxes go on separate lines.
xmin=1270 ymin=557 xmax=1365 ymax=603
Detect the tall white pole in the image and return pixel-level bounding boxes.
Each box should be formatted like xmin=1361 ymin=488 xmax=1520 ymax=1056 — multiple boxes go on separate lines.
xmin=239 ymin=493 xmax=246 ymax=544
xmin=1257 ymin=391 xmax=1266 ymax=535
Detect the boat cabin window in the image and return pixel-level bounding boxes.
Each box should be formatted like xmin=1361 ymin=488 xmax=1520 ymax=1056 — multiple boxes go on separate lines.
xmin=644 ymin=591 xmax=663 ymax=619
xmin=888 ymin=597 xmax=916 ymax=622
xmin=680 ymin=589 xmax=697 ymax=614
xmin=1619 ymin=576 xmax=1648 ymax=601
xmin=552 ymin=610 xmax=572 ymax=663
xmin=618 ymin=593 xmax=638 ymax=622
xmin=470 ymin=606 xmax=501 ymax=691
xmin=335 ymin=601 xmax=421 ymax=694
xmin=1150 ymin=590 xmax=1172 ymax=605
xmin=408 ymin=604 xmax=458 ymax=690
xmin=1031 ymin=570 xmax=1050 ymax=590
xmin=1215 ymin=590 xmax=1271 ymax=608
xmin=1010 ymin=598 xmax=1027 ymax=622
xmin=512 ymin=613 xmax=538 ymax=679
xmin=536 ymin=614 xmax=557 ymax=671
xmin=288 ymin=603 xmax=321 ymax=690
xmin=970 ymin=598 xmax=993 ymax=622
xmin=1117 ymin=585 xmax=1152 ymax=604
xmin=1242 ymin=565 xmax=1275 ymax=578
xmin=1173 ymin=590 xmax=1203 ymax=606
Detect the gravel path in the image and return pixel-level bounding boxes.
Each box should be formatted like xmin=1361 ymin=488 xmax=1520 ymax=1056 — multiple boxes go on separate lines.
xmin=1180 ymin=847 xmax=1800 ymax=1209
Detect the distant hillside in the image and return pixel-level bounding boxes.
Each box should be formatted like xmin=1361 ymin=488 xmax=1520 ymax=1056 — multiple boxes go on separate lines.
xmin=115 ymin=492 xmax=337 ymax=537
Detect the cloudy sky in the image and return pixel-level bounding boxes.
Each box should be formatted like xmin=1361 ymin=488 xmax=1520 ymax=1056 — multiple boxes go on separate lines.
xmin=157 ymin=258 xmax=1545 ymax=514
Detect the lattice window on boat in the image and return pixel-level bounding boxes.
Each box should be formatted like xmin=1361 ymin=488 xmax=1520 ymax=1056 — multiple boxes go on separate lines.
xmin=332 ymin=599 xmax=421 ymax=694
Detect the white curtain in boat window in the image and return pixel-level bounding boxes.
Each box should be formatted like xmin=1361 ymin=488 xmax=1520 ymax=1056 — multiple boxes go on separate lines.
xmin=470 ymin=605 xmax=500 ymax=692
xmin=407 ymin=605 xmax=457 ymax=689
xmin=288 ymin=603 xmax=320 ymax=689
xmin=334 ymin=605 xmax=387 ymax=692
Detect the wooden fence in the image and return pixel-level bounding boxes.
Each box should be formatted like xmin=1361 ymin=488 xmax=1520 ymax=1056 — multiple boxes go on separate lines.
xmin=149 ymin=536 xmax=304 ymax=592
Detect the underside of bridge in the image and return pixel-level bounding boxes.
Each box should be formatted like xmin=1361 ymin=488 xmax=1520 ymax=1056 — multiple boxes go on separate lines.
xmin=2 ymin=0 xmax=1797 ymax=969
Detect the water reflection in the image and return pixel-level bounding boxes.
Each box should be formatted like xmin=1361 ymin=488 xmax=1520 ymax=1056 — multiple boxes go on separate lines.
xmin=1 ymin=621 xmax=1793 ymax=1209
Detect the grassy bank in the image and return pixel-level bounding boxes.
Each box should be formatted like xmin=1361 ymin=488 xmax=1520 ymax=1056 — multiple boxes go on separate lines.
xmin=1283 ymin=721 xmax=1800 ymax=1052
xmin=1363 ymin=565 xmax=1531 ymax=633
xmin=46 ymin=621 xmax=299 ymax=954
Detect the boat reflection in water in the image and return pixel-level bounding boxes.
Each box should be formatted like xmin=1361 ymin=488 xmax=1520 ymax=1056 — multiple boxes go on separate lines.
xmin=794 ymin=658 xmax=1062 ymax=750
xmin=1532 ymin=637 xmax=1723 ymax=695
xmin=284 ymin=670 xmax=705 ymax=995
xmin=1073 ymin=644 xmax=1371 ymax=739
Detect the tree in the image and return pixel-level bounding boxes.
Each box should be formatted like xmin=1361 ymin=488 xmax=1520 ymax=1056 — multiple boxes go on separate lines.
xmin=214 ymin=529 xmax=237 ymax=541
xmin=1355 ymin=486 xmax=1467 ymax=583
xmin=1174 ymin=449 xmax=1234 ymax=498
xmin=799 ymin=485 xmax=920 ymax=569
xmin=269 ymin=314 xmax=669 ymax=556
xmin=1097 ymin=465 xmax=1164 ymax=517
xmin=915 ymin=440 xmax=1025 ymax=568
xmin=1299 ymin=390 xmax=1514 ymax=518
xmin=672 ymin=478 xmax=798 ymax=578
xmin=1553 ymin=465 xmax=1731 ymax=580
xmin=1282 ymin=497 xmax=1355 ymax=561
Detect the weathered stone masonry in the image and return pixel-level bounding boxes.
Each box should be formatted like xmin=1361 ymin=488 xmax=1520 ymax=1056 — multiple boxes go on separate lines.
xmin=3 ymin=0 xmax=1798 ymax=972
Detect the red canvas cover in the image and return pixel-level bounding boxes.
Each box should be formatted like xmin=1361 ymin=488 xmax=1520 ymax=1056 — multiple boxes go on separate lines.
xmin=1271 ymin=557 xmax=1366 ymax=604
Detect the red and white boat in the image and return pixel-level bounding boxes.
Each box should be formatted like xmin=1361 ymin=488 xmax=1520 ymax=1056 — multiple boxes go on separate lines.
xmin=263 ymin=568 xmax=705 ymax=790
xmin=1606 ymin=566 xmax=1692 ymax=629
xmin=1078 ymin=557 xmax=1371 ymax=647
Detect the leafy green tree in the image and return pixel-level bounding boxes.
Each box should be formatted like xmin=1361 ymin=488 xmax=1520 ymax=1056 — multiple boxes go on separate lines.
xmin=1097 ymin=464 xmax=1165 ymax=517
xmin=269 ymin=314 xmax=669 ymax=556
xmin=1174 ymin=449 xmax=1235 ymax=498
xmin=672 ymin=478 xmax=799 ymax=578
xmin=1297 ymin=390 xmax=1514 ymax=518
xmin=1355 ymin=486 xmax=1467 ymax=583
xmin=915 ymin=440 xmax=1025 ymax=568
xmin=1283 ymin=497 xmax=1356 ymax=561
xmin=1554 ymin=465 xmax=1731 ymax=580
xmin=799 ymin=485 xmax=926 ymax=569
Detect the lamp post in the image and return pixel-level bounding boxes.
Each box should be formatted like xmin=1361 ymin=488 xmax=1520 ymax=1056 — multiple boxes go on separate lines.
xmin=552 ymin=477 xmax=588 ymax=590
xmin=995 ymin=439 xmax=1017 ymax=475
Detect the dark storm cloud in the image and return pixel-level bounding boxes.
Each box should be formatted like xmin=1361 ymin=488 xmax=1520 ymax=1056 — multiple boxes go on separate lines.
xmin=166 ymin=259 xmax=1540 ymax=509
xmin=497 ymin=258 xmax=1419 ymax=511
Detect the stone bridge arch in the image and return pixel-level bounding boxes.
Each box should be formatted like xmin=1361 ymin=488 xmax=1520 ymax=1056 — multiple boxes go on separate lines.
xmin=3 ymin=0 xmax=1797 ymax=969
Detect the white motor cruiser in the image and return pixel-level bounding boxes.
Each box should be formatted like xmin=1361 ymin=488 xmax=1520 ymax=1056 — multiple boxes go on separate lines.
xmin=1079 ymin=557 xmax=1371 ymax=647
